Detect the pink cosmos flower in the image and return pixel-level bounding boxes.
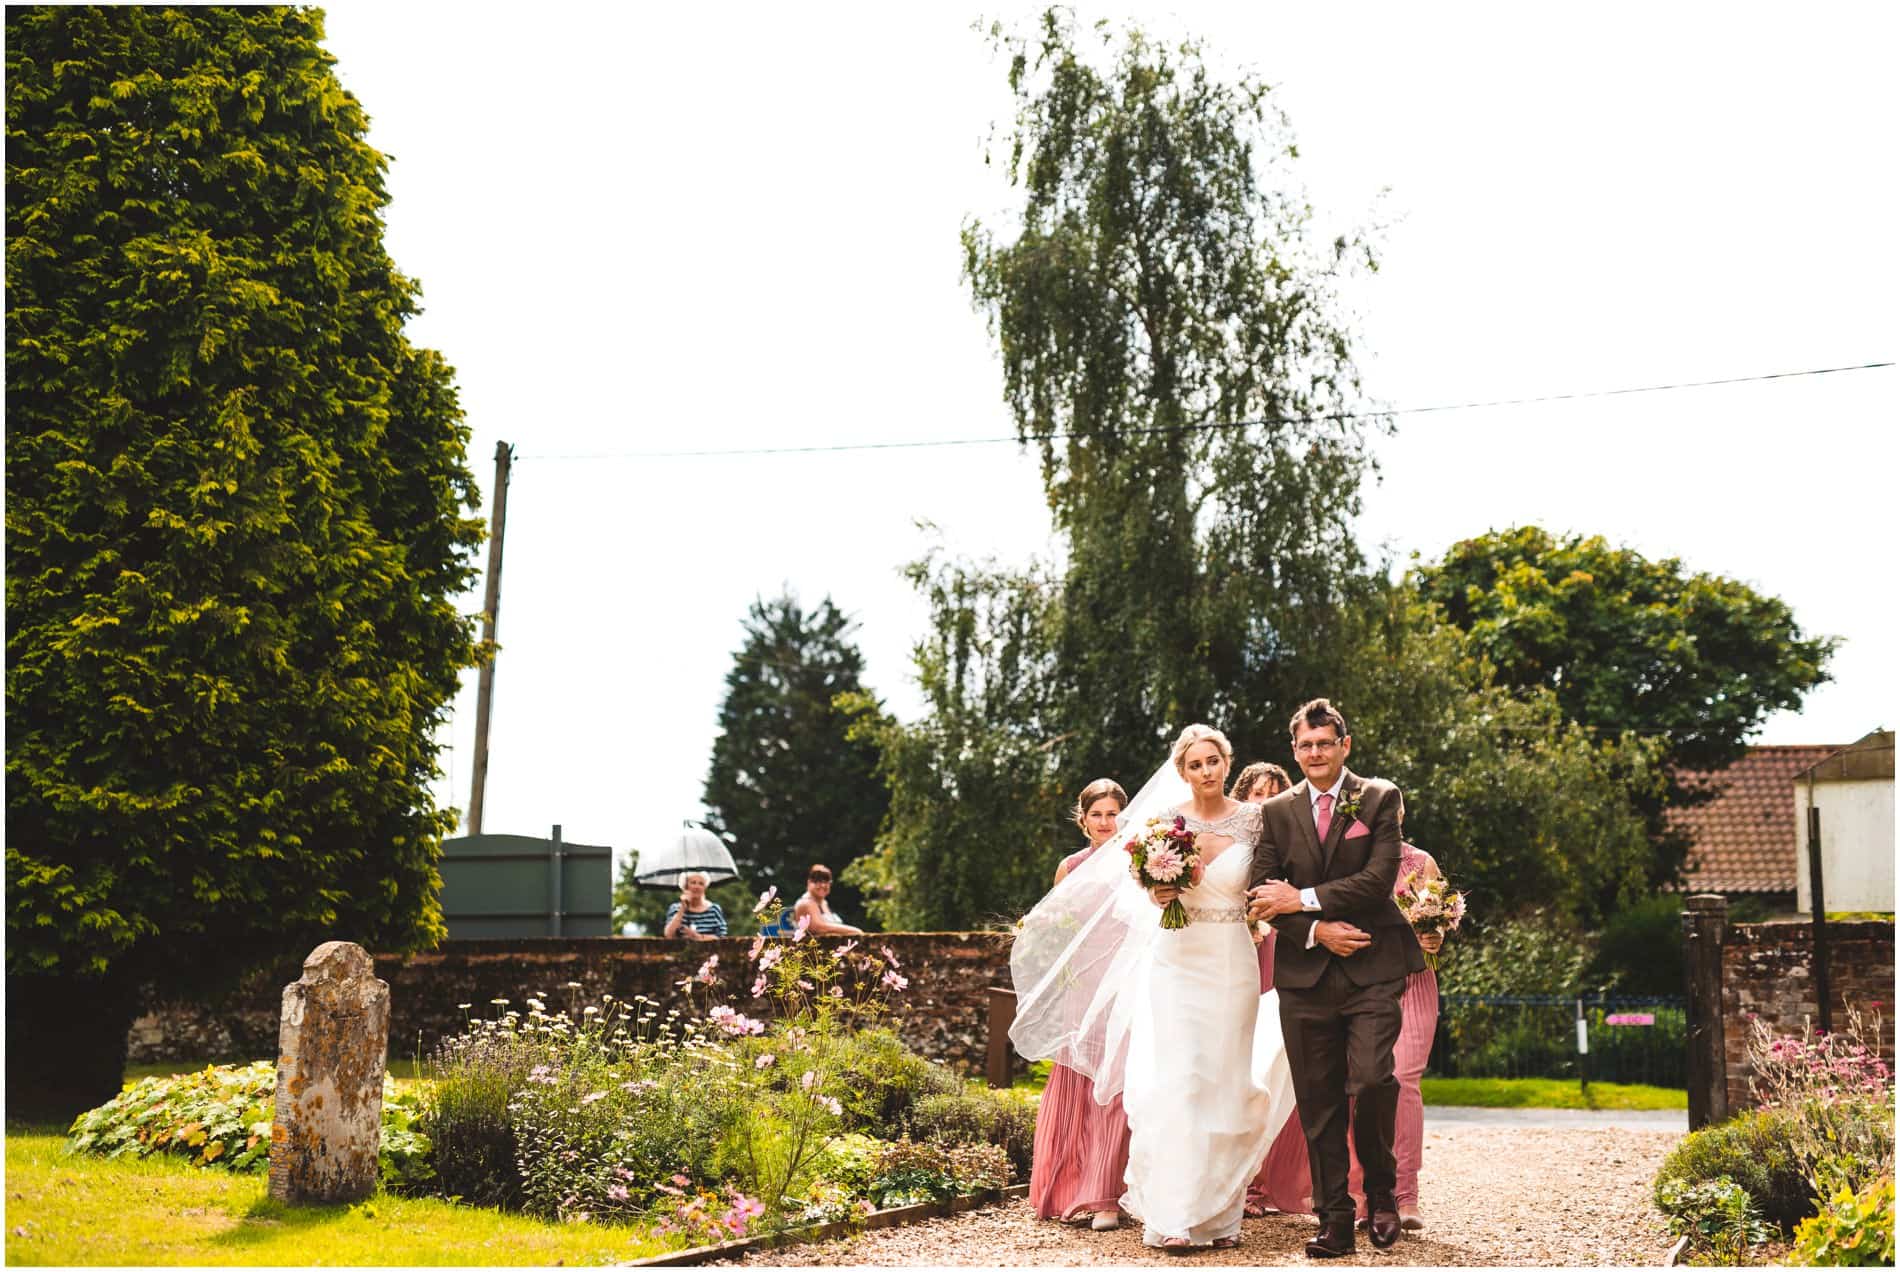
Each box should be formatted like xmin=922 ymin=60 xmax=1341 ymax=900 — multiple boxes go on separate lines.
xmin=753 ymin=886 xmax=779 ymax=915
xmin=695 ymin=954 xmax=719 ymax=984
xmin=882 ymin=969 xmax=909 ymax=992
xmin=607 ymin=1183 xmax=630 ymax=1201
xmin=792 ymin=914 xmax=811 ymax=942
xmin=801 ymin=1069 xmax=817 ymax=1092
xmin=751 ymin=975 xmax=769 ymax=997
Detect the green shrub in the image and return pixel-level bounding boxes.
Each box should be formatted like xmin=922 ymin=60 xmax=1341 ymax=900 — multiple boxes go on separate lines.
xmin=66 ymin=1061 xmax=429 ymax=1185
xmin=1655 ymin=1095 xmax=1895 ymax=1233
xmin=808 ymin=1132 xmax=886 ymax=1195
xmin=69 ymin=1061 xmax=275 ymax=1171
xmin=903 ymin=1088 xmax=1037 ymax=1182
xmin=804 ymin=1027 xmax=961 ymax=1129
xmin=869 ymin=1137 xmax=961 ymax=1208
xmin=1589 ymin=894 xmax=1686 ymax=995
xmin=1655 ymin=1105 xmax=1817 ymax=1229
xmin=379 ymin=1084 xmax=437 ymax=1196
xmin=511 ymin=1051 xmax=737 ymax=1224
xmin=1657 ymin=1175 xmax=1774 ymax=1264
xmin=1438 ymin=907 xmax=1599 ymax=997
xmin=424 ymin=1022 xmax=545 ymax=1208
xmin=1792 ymin=1175 xmax=1896 ymax=1267
xmin=864 ymin=1136 xmax=1008 ymax=1208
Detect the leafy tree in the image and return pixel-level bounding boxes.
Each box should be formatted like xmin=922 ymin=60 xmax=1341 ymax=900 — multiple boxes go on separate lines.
xmin=1333 ymin=582 xmax=1667 ymax=927
xmin=1416 ymin=527 xmax=1836 ymax=777
xmin=841 ymin=551 xmax=1065 ymax=931
xmin=700 ymin=594 xmax=888 ymax=927
xmin=961 ymin=8 xmax=1384 ymax=785
xmin=5 ymin=7 xmax=483 ymax=1116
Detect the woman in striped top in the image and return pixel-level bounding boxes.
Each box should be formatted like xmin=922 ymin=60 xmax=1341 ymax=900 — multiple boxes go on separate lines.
xmin=1028 ymin=778 xmax=1134 ymax=1232
xmin=662 ymin=871 xmax=728 ymax=940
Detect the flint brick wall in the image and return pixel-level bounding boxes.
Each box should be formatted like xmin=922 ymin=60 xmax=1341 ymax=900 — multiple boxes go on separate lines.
xmin=128 ymin=932 xmax=1018 ymax=1074
xmin=1722 ymin=919 xmax=1895 ymax=1112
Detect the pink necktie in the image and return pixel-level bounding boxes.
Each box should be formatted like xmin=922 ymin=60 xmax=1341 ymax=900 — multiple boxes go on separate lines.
xmin=1315 ymin=792 xmax=1334 ymax=841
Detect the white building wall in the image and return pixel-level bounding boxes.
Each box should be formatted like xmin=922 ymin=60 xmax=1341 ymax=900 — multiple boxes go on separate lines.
xmin=1794 ymin=777 xmax=1896 ymax=913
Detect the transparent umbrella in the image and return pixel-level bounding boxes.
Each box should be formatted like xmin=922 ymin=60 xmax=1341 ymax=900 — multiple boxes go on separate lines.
xmin=633 ymin=822 xmax=740 ymax=889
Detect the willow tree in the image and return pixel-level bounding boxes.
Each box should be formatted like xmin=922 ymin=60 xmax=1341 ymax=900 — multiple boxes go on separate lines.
xmin=6 ymin=7 xmax=483 ymax=1116
xmin=962 ymin=9 xmax=1383 ymax=785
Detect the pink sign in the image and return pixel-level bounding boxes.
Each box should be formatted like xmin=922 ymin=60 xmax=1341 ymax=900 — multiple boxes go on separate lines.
xmin=1604 ymin=1013 xmax=1656 ymax=1026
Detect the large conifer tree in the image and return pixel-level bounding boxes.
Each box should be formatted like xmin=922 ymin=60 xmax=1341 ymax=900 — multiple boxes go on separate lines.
xmin=5 ymin=7 xmax=483 ymax=1115
xmin=701 ymin=595 xmax=887 ymax=925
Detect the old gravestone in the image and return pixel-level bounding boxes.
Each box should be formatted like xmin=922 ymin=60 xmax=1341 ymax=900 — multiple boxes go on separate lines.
xmin=268 ymin=941 xmax=389 ymax=1203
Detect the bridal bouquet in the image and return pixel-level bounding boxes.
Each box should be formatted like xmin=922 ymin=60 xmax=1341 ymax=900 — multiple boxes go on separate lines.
xmin=1125 ymin=816 xmax=1201 ymax=930
xmin=1395 ymin=872 xmax=1467 ymax=970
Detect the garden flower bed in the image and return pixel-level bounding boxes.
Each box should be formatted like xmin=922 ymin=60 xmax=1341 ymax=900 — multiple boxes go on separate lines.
xmin=63 ymin=895 xmax=1036 ymax=1256
xmin=1652 ymin=1006 xmax=1894 ymax=1266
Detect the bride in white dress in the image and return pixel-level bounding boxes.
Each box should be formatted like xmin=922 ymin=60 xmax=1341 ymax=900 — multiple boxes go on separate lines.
xmin=1011 ymin=724 xmax=1297 ymax=1251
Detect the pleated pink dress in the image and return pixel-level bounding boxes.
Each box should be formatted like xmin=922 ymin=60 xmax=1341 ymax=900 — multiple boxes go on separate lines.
xmin=1028 ymin=843 xmax=1134 ymax=1220
xmin=1249 ymin=843 xmax=1441 ymax=1216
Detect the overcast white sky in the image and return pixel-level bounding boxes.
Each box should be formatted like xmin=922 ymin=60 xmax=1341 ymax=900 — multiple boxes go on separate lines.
xmin=317 ymin=2 xmax=1896 ymax=882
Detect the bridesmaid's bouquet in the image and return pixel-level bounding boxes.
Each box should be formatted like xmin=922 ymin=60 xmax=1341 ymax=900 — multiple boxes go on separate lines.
xmin=1396 ymin=872 xmax=1467 ymax=970
xmin=1125 ymin=816 xmax=1201 ymax=930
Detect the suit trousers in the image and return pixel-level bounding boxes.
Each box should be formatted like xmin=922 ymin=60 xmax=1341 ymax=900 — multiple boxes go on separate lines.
xmin=1277 ymin=959 xmax=1406 ymax=1227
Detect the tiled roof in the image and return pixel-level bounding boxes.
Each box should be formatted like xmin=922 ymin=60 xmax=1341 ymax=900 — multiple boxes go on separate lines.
xmin=1668 ymin=745 xmax=1844 ymax=893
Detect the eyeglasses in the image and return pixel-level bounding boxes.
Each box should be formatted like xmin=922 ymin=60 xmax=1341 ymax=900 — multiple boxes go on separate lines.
xmin=1293 ymin=739 xmax=1341 ymax=755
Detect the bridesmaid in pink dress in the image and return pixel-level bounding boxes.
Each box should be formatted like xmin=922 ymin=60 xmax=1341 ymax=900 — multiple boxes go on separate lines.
xmin=1029 ymin=778 xmax=1134 ymax=1231
xmin=1228 ymin=761 xmax=1299 ymax=1220
xmin=1251 ymin=798 xmax=1446 ymax=1231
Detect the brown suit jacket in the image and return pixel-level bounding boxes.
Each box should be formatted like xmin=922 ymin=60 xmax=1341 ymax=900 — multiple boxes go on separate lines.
xmin=1248 ymin=769 xmax=1425 ymax=989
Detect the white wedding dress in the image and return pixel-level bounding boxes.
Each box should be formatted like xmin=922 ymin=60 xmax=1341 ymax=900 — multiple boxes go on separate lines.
xmin=1120 ymin=802 xmax=1298 ymax=1247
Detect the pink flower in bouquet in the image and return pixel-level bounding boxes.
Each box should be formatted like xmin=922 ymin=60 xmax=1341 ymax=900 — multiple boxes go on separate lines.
xmin=1144 ymin=845 xmax=1186 ymax=883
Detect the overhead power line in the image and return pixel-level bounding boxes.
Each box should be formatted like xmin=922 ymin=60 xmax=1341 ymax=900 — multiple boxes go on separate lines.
xmin=518 ymin=361 xmax=1894 ymax=462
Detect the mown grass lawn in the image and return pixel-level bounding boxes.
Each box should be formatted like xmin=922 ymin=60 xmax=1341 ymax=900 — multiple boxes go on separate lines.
xmin=1420 ymin=1076 xmax=1687 ymax=1111
xmin=4 ymin=1128 xmax=669 ymax=1267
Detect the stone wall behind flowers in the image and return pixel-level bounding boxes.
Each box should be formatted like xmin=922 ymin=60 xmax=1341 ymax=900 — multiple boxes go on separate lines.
xmin=1722 ymin=919 xmax=1895 ymax=1112
xmin=127 ymin=931 xmax=1020 ymax=1074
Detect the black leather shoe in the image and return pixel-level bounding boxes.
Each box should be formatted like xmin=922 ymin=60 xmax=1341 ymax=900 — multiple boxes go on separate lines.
xmin=1366 ymin=1192 xmax=1401 ymax=1249
xmin=1305 ymin=1220 xmax=1355 ymax=1259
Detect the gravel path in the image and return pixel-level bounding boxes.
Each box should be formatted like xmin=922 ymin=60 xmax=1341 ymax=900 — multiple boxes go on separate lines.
xmin=713 ymin=1125 xmax=1678 ymax=1267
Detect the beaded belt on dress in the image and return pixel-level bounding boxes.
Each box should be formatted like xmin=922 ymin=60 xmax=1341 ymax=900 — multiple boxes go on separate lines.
xmin=1182 ymin=905 xmax=1248 ymax=923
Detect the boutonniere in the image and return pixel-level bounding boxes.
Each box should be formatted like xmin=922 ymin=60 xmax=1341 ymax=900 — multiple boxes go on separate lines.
xmin=1334 ymin=787 xmax=1365 ymax=825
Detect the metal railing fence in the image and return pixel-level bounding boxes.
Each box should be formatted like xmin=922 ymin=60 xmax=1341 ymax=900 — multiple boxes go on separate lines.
xmin=1428 ymin=993 xmax=1688 ymax=1087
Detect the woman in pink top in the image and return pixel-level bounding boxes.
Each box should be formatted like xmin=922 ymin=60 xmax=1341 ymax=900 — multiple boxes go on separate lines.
xmin=1029 ymin=777 xmax=1133 ymax=1231
xmin=1251 ymin=798 xmax=1446 ymax=1230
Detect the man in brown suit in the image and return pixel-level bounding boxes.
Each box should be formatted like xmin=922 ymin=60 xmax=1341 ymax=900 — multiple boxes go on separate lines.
xmin=1247 ymin=698 xmax=1425 ymax=1257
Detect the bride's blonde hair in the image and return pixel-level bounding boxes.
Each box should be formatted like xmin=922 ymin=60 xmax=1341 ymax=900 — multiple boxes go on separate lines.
xmin=1170 ymin=723 xmax=1233 ymax=774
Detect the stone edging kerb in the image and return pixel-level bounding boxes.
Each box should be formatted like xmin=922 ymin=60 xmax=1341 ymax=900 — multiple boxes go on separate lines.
xmin=625 ymin=1183 xmax=1031 ymax=1267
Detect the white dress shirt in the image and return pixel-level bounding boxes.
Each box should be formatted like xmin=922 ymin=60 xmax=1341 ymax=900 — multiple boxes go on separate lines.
xmin=1299 ymin=776 xmax=1346 ymax=947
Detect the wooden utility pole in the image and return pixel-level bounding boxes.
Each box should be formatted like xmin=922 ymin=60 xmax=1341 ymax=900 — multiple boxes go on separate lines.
xmin=467 ymin=441 xmax=514 ymax=835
